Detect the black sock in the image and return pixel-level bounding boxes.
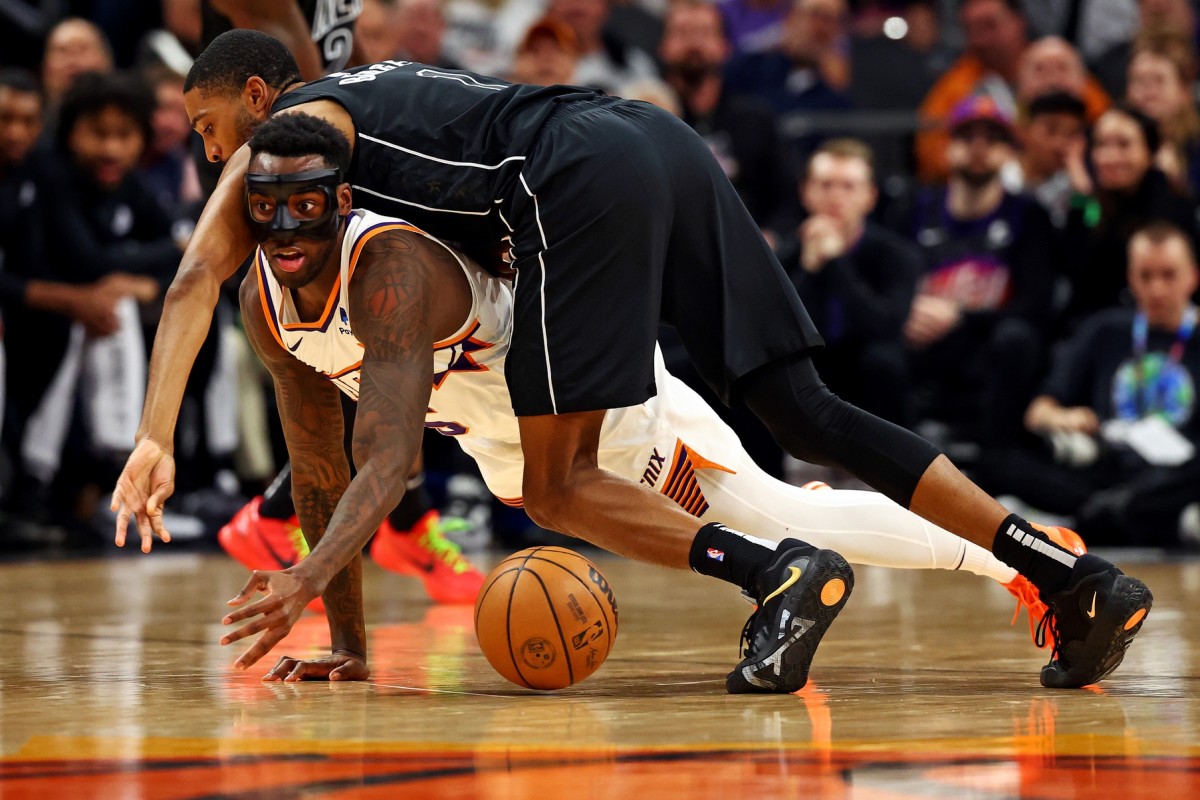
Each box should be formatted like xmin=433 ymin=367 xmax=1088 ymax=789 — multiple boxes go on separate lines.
xmin=258 ymin=465 xmax=294 ymax=520
xmin=991 ymin=514 xmax=1077 ymax=596
xmin=688 ymin=522 xmax=792 ymax=595
xmin=386 ymin=474 xmax=433 ymax=532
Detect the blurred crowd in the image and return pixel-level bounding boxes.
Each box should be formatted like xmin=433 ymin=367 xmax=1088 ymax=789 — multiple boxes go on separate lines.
xmin=2 ymin=0 xmax=1199 ymax=554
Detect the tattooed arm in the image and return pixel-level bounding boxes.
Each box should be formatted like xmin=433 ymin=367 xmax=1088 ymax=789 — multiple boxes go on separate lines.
xmin=224 ymin=230 xmax=466 ymax=671
xmin=235 ymin=272 xmax=367 ymax=677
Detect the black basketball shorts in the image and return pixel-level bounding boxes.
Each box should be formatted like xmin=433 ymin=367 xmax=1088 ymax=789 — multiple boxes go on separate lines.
xmin=503 ymin=97 xmax=822 ymax=417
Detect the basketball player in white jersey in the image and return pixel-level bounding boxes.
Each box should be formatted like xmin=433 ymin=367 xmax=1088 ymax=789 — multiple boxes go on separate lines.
xmin=219 ymin=112 xmax=1081 ymax=686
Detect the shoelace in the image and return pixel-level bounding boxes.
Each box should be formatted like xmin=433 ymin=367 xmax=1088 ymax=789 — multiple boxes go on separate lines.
xmin=738 ymin=612 xmax=757 ymax=659
xmin=1034 ymin=606 xmax=1063 ymax=663
xmin=1007 ymin=578 xmax=1050 ymax=648
xmin=419 ymin=522 xmax=472 ymax=574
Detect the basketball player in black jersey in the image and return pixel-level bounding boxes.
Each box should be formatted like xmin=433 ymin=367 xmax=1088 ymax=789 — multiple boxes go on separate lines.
xmin=113 ymin=30 xmax=1153 ymax=691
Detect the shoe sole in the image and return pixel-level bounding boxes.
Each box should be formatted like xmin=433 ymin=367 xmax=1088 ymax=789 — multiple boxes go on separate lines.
xmin=1040 ymin=576 xmax=1153 ymax=689
xmin=726 ymin=550 xmax=854 ymax=694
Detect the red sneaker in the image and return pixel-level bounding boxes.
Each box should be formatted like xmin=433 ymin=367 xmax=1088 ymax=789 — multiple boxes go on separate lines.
xmin=217 ymin=497 xmax=324 ymax=614
xmin=369 ymin=510 xmax=485 ymax=605
xmin=1003 ymin=524 xmax=1089 ymax=649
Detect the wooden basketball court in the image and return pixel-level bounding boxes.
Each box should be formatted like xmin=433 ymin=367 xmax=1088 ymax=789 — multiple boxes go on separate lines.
xmin=1 ymin=550 xmax=1197 ymax=798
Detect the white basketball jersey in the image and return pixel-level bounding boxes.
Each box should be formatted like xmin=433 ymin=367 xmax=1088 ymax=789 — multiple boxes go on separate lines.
xmin=258 ymin=209 xmax=745 ymax=515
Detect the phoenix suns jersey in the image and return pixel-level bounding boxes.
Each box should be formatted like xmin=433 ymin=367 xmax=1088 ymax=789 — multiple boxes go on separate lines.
xmin=257 ymin=209 xmax=745 ymax=515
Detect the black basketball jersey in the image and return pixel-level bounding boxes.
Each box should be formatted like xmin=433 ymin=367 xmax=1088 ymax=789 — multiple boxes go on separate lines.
xmin=271 ymin=61 xmax=601 ymax=250
xmin=201 ymin=0 xmax=362 ymax=73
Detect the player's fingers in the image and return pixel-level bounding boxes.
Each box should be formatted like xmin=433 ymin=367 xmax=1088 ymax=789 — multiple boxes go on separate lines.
xmin=222 ymin=595 xmax=280 ymax=627
xmin=234 ymin=626 xmax=290 ymax=670
xmin=227 ymin=572 xmax=269 ymax=607
xmin=148 ymin=508 xmax=171 ymax=544
xmin=220 ymin=611 xmax=280 ymax=646
xmin=136 ymin=511 xmax=154 ymax=553
xmin=147 ymin=482 xmax=175 ymax=518
xmin=262 ymin=656 xmax=298 ymax=682
xmin=284 ymin=661 xmax=330 ymax=682
xmin=330 ymin=662 xmax=369 ymax=682
xmin=113 ymin=504 xmax=130 ymax=547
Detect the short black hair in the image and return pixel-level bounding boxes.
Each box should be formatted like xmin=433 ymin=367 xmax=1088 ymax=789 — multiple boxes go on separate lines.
xmin=248 ymin=112 xmax=352 ymax=173
xmin=56 ymin=70 xmax=154 ymax=154
xmin=0 ymin=68 xmax=42 ymax=100
xmin=184 ymin=30 xmax=301 ymax=96
xmin=1028 ymin=90 xmax=1087 ymax=122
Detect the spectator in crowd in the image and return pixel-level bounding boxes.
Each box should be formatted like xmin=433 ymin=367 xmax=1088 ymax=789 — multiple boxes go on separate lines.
xmin=439 ymin=0 xmax=543 ymax=77
xmin=618 ymin=76 xmax=682 ymax=115
xmin=977 ymin=221 xmax=1200 ymax=547
xmin=784 ymin=139 xmax=922 ymax=426
xmin=724 ymin=0 xmax=851 ymax=160
xmin=718 ymin=0 xmax=793 ymax=54
xmin=138 ymin=65 xmax=202 ymax=223
xmin=659 ymin=0 xmax=798 ymax=242
xmin=547 ymin=0 xmax=659 ymax=92
xmin=916 ymin=0 xmax=1027 ymax=183
xmin=1015 ymin=36 xmax=1110 ymax=122
xmin=1060 ymin=105 xmax=1197 ymax=330
xmin=1125 ymin=31 xmax=1200 ymax=192
xmin=1 ymin=69 xmax=135 ymax=531
xmin=509 ymin=16 xmax=581 ymax=87
xmin=1092 ymin=0 xmax=1198 ymax=99
xmin=41 ymin=18 xmax=115 ymax=111
xmin=898 ymin=96 xmax=1056 ymax=446
xmin=1020 ymin=0 xmax=1139 ymax=71
xmin=355 ymin=0 xmax=404 ymax=65
xmin=1002 ymin=90 xmax=1088 ymax=226
xmin=393 ymin=0 xmax=463 ymax=69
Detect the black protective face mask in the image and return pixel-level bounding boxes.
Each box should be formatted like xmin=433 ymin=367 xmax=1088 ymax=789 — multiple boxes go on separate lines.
xmin=244 ymin=167 xmax=342 ymax=243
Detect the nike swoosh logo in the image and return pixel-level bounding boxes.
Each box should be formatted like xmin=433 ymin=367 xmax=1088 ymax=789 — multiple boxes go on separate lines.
xmin=1086 ymin=592 xmax=1097 ymax=618
xmin=762 ymin=566 xmax=803 ymax=605
xmin=287 ymin=339 xmax=302 ymax=352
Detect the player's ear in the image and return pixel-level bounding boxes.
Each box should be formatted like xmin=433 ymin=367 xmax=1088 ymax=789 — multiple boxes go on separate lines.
xmin=243 ymin=76 xmax=271 ymax=117
xmin=337 ymin=183 xmax=353 ymax=215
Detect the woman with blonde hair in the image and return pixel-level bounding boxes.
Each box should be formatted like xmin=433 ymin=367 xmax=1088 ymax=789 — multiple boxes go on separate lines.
xmin=1126 ymin=31 xmax=1200 ymax=192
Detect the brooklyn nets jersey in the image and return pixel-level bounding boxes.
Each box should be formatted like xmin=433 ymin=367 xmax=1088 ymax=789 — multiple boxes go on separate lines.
xmin=270 ymin=62 xmax=600 ymax=253
xmin=202 ymin=0 xmax=362 ymax=73
xmin=257 ymin=210 xmax=745 ymax=512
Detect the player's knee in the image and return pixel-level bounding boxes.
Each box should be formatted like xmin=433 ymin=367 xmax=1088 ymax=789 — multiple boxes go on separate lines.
xmin=521 ymin=475 xmax=576 ymax=531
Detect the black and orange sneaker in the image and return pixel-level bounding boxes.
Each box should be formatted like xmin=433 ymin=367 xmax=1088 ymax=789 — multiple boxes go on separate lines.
xmin=726 ymin=541 xmax=854 ymax=694
xmin=1036 ymin=554 xmax=1153 ymax=688
xmin=1004 ymin=525 xmax=1089 ymax=650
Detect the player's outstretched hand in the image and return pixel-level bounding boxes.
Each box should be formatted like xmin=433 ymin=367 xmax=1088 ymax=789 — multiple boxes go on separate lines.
xmin=262 ymin=651 xmax=370 ymax=682
xmin=111 ymin=437 xmax=176 ymax=553
xmin=221 ymin=569 xmax=319 ymax=670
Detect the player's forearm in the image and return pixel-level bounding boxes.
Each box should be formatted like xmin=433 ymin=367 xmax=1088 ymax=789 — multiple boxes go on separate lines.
xmin=136 ymin=265 xmax=224 ymax=447
xmin=291 ymin=467 xmax=366 ymax=656
xmin=298 ymin=459 xmax=410 ymax=592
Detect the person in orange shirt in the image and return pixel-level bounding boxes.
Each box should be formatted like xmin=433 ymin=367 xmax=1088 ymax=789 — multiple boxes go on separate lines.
xmin=916 ymin=1 xmax=1109 ymax=183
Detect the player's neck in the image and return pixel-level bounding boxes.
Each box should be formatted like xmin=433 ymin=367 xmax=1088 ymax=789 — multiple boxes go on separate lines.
xmin=292 ymin=259 xmax=341 ymax=322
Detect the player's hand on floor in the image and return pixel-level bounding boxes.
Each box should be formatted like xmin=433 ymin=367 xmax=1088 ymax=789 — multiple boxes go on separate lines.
xmin=221 ymin=569 xmax=319 ymax=669
xmin=111 ymin=437 xmax=176 ymax=553
xmin=262 ymin=651 xmax=370 ymax=682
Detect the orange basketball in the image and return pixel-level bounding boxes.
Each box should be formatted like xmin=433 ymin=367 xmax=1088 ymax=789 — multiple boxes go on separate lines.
xmin=474 ymin=546 xmax=619 ymax=690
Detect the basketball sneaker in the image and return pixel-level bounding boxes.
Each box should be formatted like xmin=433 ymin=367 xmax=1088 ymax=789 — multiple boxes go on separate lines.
xmin=1035 ymin=553 xmax=1153 ymax=688
xmin=369 ymin=510 xmax=486 ymax=605
xmin=726 ymin=541 xmax=854 ymax=694
xmin=1004 ymin=525 xmax=1088 ymax=649
xmin=217 ymin=497 xmax=324 ymax=613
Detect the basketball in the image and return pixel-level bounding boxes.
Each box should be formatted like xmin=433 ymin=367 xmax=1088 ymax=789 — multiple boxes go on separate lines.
xmin=474 ymin=546 xmax=619 ymax=690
